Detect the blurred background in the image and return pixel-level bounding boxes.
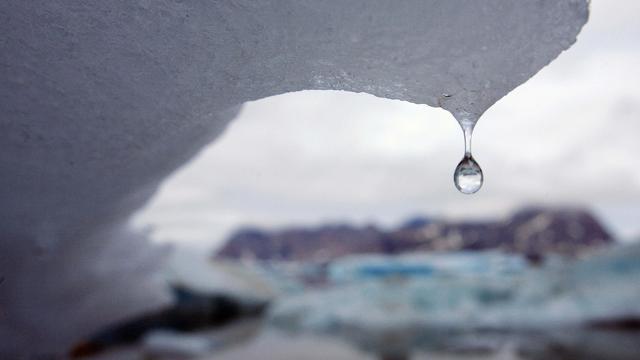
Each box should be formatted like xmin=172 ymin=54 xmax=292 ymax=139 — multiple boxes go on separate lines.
xmin=78 ymin=1 xmax=640 ymax=359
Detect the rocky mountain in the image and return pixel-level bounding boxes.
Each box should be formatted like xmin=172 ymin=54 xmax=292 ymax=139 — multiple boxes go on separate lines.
xmin=215 ymin=207 xmax=613 ymax=262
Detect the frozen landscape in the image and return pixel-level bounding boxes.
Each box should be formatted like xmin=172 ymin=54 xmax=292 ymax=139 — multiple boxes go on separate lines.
xmin=5 ymin=0 xmax=640 ymax=359
xmin=270 ymin=244 xmax=640 ymax=357
xmin=72 ymin=240 xmax=640 ymax=360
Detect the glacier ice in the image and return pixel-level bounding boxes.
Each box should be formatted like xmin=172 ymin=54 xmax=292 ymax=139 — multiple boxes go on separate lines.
xmin=270 ymin=244 xmax=640 ymax=353
xmin=0 ymin=0 xmax=588 ymax=356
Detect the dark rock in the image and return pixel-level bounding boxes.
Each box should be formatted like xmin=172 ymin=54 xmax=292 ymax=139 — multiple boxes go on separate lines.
xmin=69 ymin=285 xmax=268 ymax=358
xmin=215 ymin=207 xmax=614 ymax=262
xmin=216 ymin=223 xmax=387 ymax=262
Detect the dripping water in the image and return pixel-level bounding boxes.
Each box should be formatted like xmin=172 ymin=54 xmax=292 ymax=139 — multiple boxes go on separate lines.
xmin=453 ymin=115 xmax=483 ymax=194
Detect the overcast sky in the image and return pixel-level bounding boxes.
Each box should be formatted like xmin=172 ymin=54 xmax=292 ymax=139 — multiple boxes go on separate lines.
xmin=134 ymin=0 xmax=640 ymax=250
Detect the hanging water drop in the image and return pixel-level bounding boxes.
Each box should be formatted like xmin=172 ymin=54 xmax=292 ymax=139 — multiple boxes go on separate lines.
xmin=453 ymin=115 xmax=483 ymax=194
xmin=454 ymin=155 xmax=483 ymax=194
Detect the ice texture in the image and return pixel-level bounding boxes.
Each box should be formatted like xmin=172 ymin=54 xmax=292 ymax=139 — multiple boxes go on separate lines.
xmin=0 ymin=0 xmax=588 ymax=356
xmin=270 ymin=245 xmax=640 ymax=353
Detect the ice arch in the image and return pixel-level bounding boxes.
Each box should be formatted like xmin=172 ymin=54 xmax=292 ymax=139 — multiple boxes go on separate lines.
xmin=0 ymin=1 xmax=587 ymax=356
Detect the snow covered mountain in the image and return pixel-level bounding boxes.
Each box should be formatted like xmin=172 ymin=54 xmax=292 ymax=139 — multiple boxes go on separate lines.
xmin=216 ymin=207 xmax=613 ymax=262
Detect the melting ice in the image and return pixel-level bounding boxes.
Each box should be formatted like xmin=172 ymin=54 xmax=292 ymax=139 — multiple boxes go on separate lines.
xmin=270 ymin=244 xmax=640 ymax=353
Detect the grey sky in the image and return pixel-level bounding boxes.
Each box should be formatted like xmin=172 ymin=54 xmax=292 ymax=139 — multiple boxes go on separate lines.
xmin=134 ymin=0 xmax=640 ymax=249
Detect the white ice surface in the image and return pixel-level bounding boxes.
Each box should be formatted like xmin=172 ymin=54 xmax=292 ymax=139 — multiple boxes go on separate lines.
xmin=270 ymin=244 xmax=640 ymax=350
xmin=0 ymin=1 xmax=587 ymax=356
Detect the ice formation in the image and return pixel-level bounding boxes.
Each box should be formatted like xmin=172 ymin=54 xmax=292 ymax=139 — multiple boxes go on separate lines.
xmin=270 ymin=244 xmax=640 ymax=354
xmin=0 ymin=0 xmax=588 ymax=356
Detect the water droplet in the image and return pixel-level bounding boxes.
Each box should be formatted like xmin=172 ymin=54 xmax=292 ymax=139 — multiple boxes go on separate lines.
xmin=454 ymin=155 xmax=483 ymax=194
xmin=453 ymin=113 xmax=483 ymax=194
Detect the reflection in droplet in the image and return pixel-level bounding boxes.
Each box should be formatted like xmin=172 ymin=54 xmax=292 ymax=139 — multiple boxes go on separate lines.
xmin=453 ymin=114 xmax=483 ymax=194
xmin=454 ymin=155 xmax=483 ymax=194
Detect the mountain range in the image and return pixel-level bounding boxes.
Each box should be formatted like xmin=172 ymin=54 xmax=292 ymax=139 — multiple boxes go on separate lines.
xmin=215 ymin=207 xmax=613 ymax=262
